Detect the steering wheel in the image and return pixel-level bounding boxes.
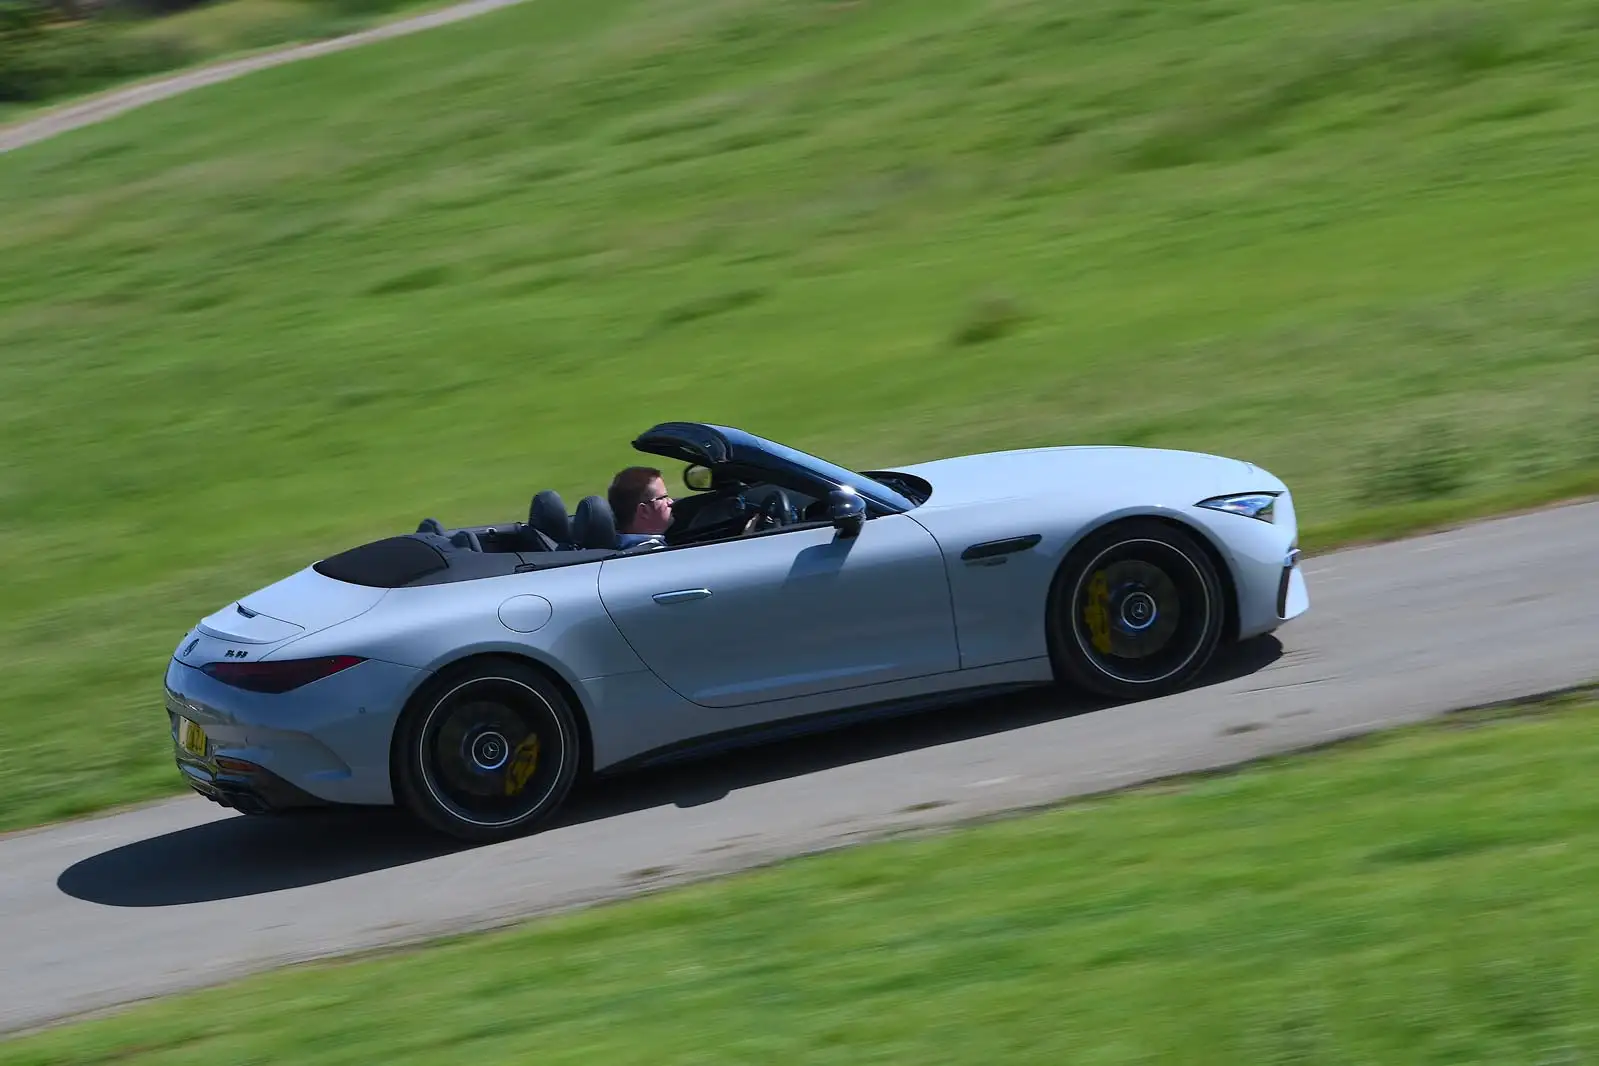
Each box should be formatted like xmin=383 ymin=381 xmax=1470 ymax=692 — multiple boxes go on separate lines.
xmin=742 ymin=487 xmax=797 ymax=535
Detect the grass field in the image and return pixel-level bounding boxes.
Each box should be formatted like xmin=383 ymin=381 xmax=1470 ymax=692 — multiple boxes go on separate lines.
xmin=3 ymin=0 xmax=1599 ymax=831
xmin=5 ymin=691 xmax=1597 ymax=1063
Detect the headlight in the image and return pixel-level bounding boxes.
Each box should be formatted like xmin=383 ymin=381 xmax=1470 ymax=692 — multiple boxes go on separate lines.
xmin=1196 ymin=492 xmax=1279 ymax=523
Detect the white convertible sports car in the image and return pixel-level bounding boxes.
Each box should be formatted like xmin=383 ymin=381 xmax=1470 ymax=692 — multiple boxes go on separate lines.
xmin=164 ymin=421 xmax=1309 ymax=842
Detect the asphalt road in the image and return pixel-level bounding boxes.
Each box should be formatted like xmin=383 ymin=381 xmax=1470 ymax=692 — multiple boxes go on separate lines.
xmin=2 ymin=500 xmax=1596 ymax=1036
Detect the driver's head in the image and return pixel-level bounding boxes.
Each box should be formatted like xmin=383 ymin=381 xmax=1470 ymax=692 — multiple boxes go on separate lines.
xmin=609 ymin=465 xmax=673 ymax=535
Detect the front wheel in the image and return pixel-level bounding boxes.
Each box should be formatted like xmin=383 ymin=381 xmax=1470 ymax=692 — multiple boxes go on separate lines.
xmin=393 ymin=657 xmax=581 ymax=844
xmin=1046 ymin=520 xmax=1227 ymax=701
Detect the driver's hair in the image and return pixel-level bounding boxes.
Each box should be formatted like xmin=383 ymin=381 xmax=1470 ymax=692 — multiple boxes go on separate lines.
xmin=608 ymin=465 xmax=664 ymax=531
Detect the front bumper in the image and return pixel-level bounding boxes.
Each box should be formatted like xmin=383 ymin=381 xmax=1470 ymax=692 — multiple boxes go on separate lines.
xmin=1277 ymin=547 xmax=1309 ymax=621
xmin=1187 ymin=489 xmax=1310 ymax=640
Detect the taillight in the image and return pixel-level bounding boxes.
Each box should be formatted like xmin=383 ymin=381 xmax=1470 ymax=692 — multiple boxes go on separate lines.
xmin=201 ymin=655 xmax=365 ymax=693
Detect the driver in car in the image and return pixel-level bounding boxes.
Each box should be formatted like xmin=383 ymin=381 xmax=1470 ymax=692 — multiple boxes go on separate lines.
xmin=608 ymin=466 xmax=674 ymax=548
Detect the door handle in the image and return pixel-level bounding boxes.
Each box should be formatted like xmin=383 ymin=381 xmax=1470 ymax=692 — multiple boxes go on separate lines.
xmin=653 ymin=588 xmax=712 ymax=604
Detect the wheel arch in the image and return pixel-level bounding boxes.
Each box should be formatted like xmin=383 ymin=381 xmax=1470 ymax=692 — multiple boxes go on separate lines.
xmin=1046 ymin=511 xmax=1241 ymax=647
xmin=387 ymin=649 xmax=598 ymax=805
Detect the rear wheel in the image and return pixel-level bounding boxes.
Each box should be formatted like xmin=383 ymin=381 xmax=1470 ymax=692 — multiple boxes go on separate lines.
xmin=1046 ymin=520 xmax=1226 ymax=700
xmin=393 ymin=657 xmax=581 ymax=843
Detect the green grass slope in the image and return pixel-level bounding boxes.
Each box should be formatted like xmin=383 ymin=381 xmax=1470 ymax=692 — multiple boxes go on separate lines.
xmin=5 ymin=692 xmax=1598 ymax=1064
xmin=2 ymin=0 xmax=1598 ymax=829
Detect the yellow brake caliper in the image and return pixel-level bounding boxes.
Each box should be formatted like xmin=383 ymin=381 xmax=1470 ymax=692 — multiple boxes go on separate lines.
xmin=1083 ymin=571 xmax=1113 ymax=654
xmin=504 ymin=734 xmax=542 ymax=796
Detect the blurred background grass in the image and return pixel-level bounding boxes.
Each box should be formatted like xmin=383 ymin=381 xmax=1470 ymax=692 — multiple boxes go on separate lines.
xmin=5 ymin=692 xmax=1597 ymax=1064
xmin=2 ymin=0 xmax=1598 ymax=828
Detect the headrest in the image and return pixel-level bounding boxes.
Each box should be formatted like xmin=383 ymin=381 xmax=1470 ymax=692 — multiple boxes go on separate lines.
xmin=528 ymin=489 xmax=572 ymax=545
xmin=572 ymin=495 xmax=618 ymax=551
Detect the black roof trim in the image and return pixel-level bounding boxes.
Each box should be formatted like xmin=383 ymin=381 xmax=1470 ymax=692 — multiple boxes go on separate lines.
xmin=631 ymin=421 xmax=918 ymax=514
xmin=631 ymin=422 xmax=733 ymax=467
xmin=315 ymin=534 xmax=618 ymax=589
xmin=314 ymin=536 xmax=448 ymax=588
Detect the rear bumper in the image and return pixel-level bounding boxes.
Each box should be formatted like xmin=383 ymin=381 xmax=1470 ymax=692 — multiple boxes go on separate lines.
xmin=173 ymin=744 xmax=328 ymax=815
xmin=164 ymin=655 xmax=423 ymax=807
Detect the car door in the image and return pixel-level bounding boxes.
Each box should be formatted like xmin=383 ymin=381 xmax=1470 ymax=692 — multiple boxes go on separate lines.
xmin=595 ymin=513 xmax=960 ymax=709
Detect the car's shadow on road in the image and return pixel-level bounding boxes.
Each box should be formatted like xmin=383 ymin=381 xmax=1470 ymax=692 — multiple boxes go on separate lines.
xmin=58 ymin=635 xmax=1281 ymax=908
xmin=553 ymin=634 xmax=1282 ymax=825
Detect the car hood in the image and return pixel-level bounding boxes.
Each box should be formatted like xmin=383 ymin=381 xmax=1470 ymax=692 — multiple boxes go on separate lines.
xmin=895 ymin=446 xmax=1282 ymax=512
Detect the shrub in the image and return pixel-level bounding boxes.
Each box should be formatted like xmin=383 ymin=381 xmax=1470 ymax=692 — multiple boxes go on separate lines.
xmin=0 ymin=0 xmax=192 ymax=102
xmin=951 ymin=291 xmax=1026 ymax=347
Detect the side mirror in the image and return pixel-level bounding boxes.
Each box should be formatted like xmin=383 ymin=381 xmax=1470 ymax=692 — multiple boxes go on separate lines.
xmin=683 ymin=464 xmax=715 ymax=492
xmin=826 ymin=488 xmax=866 ymax=539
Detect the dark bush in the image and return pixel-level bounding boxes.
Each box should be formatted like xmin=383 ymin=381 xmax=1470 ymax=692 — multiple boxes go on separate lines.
xmin=315 ymin=0 xmax=413 ymax=17
xmin=0 ymin=0 xmax=192 ymax=102
xmin=114 ymin=0 xmax=214 ymax=15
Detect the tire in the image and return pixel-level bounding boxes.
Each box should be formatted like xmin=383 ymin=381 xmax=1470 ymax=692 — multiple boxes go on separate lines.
xmin=1046 ymin=519 xmax=1227 ymax=701
xmin=392 ymin=656 xmax=582 ymax=844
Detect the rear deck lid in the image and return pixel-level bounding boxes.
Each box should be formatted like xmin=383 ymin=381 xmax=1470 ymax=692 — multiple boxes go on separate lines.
xmin=197 ymin=565 xmax=388 ymax=645
xmin=196 ymin=603 xmax=305 ymax=645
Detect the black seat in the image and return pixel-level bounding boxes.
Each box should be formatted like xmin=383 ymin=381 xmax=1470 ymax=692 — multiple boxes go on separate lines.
xmin=527 ymin=489 xmax=573 ymax=550
xmin=572 ymin=495 xmax=618 ymax=550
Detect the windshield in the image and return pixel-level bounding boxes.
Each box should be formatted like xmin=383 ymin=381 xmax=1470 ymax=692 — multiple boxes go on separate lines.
xmin=710 ymin=426 xmax=918 ymax=512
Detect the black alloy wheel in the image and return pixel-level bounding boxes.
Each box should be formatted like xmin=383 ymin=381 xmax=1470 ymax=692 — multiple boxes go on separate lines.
xmin=1046 ymin=519 xmax=1227 ymax=700
xmin=394 ymin=657 xmax=581 ymax=843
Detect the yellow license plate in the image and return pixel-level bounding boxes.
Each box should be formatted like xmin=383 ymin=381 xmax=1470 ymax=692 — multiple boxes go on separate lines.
xmin=176 ymin=717 xmax=208 ymax=757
